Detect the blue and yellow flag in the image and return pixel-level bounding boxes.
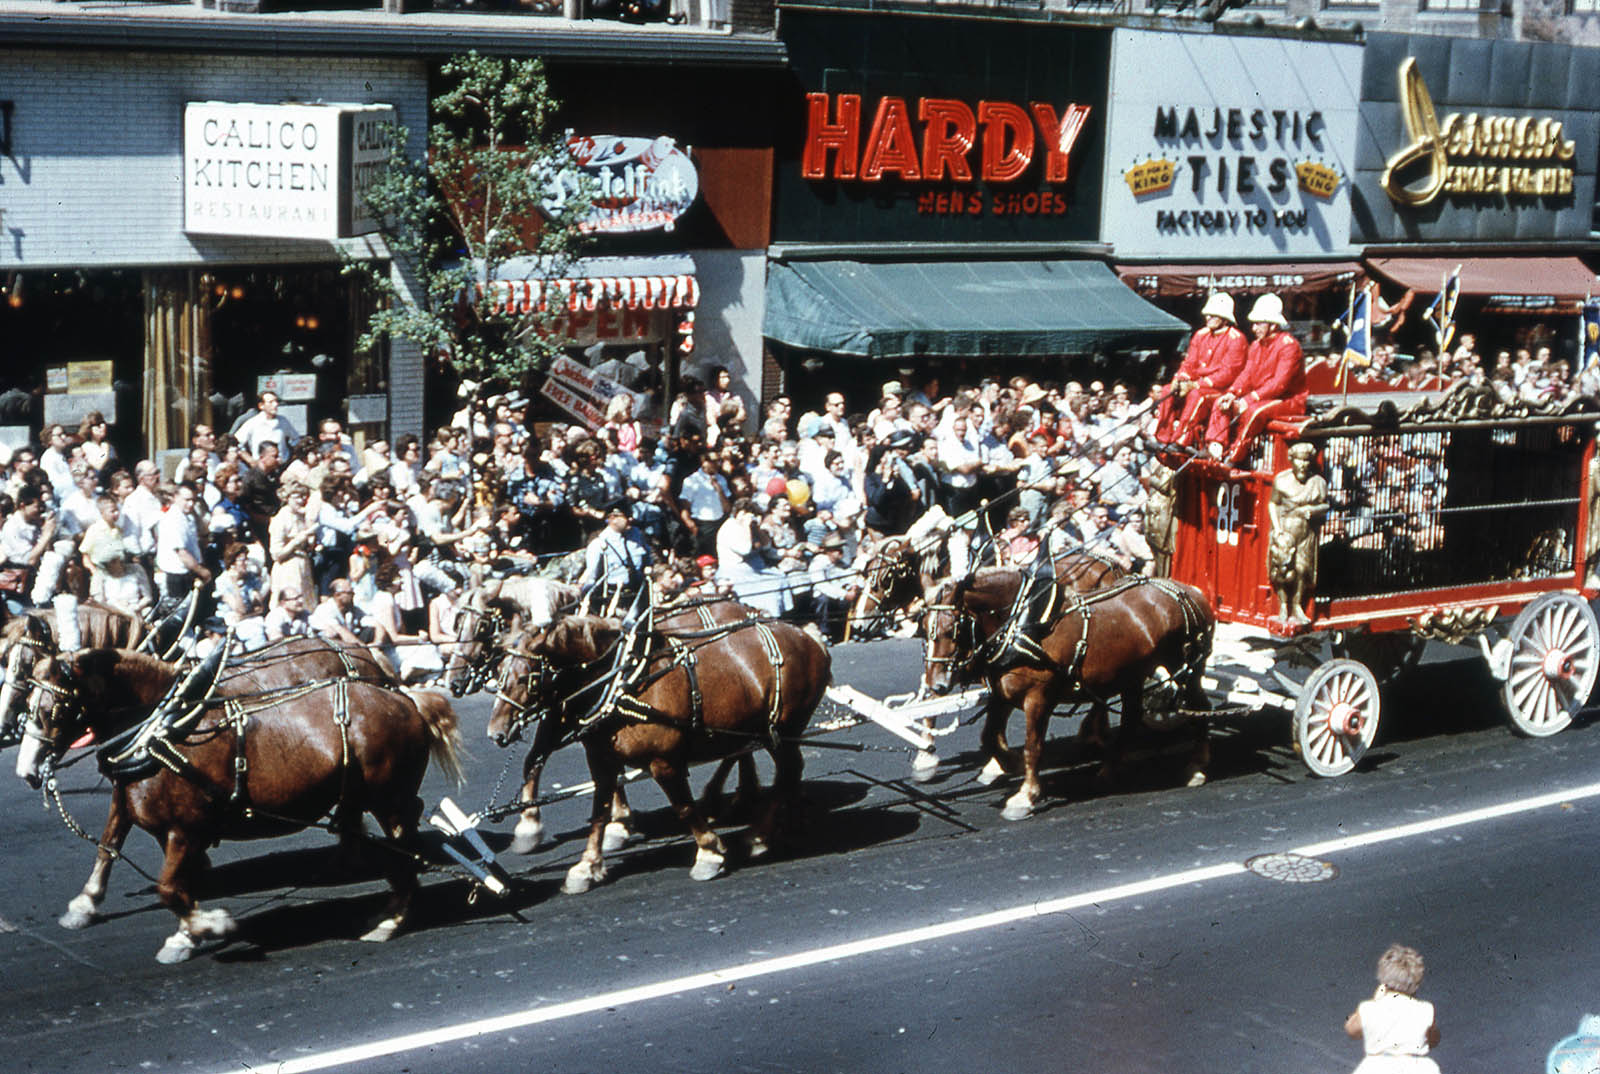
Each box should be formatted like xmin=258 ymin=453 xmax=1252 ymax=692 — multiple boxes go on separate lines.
xmin=1338 ymin=285 xmax=1372 ymax=388
xmin=1425 ymin=263 xmax=1461 ymax=355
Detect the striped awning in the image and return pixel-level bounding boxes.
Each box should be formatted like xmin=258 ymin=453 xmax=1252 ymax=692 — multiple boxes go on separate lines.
xmin=474 ymin=254 xmax=701 ymax=314
xmin=481 ymin=274 xmax=699 ymax=314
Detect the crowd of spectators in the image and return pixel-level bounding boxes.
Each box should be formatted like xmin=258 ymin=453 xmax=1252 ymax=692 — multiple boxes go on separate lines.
xmin=1 ymin=311 xmax=1580 ymax=665
xmin=0 ymin=372 xmax=1171 ymax=672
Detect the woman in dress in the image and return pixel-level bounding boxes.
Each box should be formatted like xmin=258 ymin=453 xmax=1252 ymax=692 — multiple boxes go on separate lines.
xmin=214 ymin=541 xmax=269 ymax=650
xmin=268 ymin=481 xmax=316 ymax=608
xmin=77 ymin=411 xmax=116 ymax=480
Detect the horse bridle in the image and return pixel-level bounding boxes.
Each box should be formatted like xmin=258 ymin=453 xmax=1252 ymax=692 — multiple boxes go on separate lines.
xmin=922 ymin=594 xmax=979 ymax=675
xmin=491 ymin=645 xmax=553 ymax=742
xmin=455 ymin=600 xmax=508 ymax=695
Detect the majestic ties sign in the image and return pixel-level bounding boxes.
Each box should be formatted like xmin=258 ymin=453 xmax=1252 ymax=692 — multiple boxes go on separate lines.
xmin=1101 ymin=30 xmax=1361 ymax=260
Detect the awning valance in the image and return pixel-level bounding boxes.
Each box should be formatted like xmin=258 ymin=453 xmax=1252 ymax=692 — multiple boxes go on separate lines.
xmin=1116 ymin=261 xmax=1364 ymax=299
xmin=1366 ymin=256 xmax=1598 ymax=302
xmin=474 ymin=254 xmax=700 ymax=314
xmin=762 ymin=259 xmax=1188 ymax=360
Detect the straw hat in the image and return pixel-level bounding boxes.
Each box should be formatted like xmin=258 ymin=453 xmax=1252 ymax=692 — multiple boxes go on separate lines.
xmin=1247 ymin=294 xmax=1289 ymax=328
xmin=1200 ymin=293 xmax=1236 ymax=324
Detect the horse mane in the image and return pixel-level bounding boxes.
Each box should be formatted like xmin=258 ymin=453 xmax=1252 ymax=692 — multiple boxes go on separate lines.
xmin=542 ymin=616 xmax=621 ymax=663
xmin=62 ymin=646 xmax=180 ymax=713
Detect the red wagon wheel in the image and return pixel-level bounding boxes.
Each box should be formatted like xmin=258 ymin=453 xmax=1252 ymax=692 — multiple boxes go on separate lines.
xmin=1293 ymin=659 xmax=1380 ymax=778
xmin=1502 ymin=592 xmax=1599 ymax=738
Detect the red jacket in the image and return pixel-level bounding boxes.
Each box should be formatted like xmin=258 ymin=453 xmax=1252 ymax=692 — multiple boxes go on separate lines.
xmin=1232 ymin=329 xmax=1306 ymax=407
xmin=1179 ymin=325 xmax=1248 ymax=391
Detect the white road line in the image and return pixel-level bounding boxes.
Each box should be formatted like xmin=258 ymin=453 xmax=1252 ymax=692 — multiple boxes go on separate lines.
xmin=212 ymin=780 xmax=1600 ymax=1074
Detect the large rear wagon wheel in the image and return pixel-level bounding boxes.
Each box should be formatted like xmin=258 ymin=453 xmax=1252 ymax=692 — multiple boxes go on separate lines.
xmin=1502 ymin=592 xmax=1599 ymax=738
xmin=1293 ymin=659 xmax=1380 ymax=778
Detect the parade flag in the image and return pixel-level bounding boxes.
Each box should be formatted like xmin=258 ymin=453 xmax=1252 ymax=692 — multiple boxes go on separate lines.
xmin=1425 ymin=263 xmax=1461 ymax=355
xmin=1338 ymin=284 xmax=1372 ymax=389
xmin=1582 ymin=296 xmax=1600 ymax=377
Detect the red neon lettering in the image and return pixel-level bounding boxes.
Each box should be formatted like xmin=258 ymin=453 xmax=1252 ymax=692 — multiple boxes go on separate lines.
xmin=1030 ymin=103 xmax=1092 ymax=184
xmin=977 ymin=101 xmax=1034 ymax=182
xmin=802 ymin=92 xmax=861 ymax=180
xmin=860 ymin=96 xmax=922 ymax=181
xmin=918 ymin=99 xmax=976 ymax=182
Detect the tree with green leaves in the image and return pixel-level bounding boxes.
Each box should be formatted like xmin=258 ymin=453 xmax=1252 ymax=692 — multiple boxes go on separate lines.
xmin=347 ymin=52 xmax=594 ymax=398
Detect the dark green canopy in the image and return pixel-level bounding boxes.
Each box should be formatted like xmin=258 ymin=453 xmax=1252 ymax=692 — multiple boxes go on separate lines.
xmin=762 ymin=259 xmax=1189 ymax=360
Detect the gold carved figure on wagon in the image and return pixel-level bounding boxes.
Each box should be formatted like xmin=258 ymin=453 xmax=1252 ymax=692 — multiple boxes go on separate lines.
xmin=1269 ymin=442 xmax=1329 ymax=626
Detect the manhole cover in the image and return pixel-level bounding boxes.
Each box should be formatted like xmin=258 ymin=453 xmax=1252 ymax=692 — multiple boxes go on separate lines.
xmin=1245 ymin=852 xmax=1338 ymax=883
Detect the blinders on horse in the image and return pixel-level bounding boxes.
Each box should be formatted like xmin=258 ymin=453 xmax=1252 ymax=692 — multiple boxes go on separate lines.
xmin=453 ymin=600 xmax=508 ymax=697
xmin=922 ymin=591 xmax=979 ymax=684
xmin=492 ymin=646 xmax=554 ymax=745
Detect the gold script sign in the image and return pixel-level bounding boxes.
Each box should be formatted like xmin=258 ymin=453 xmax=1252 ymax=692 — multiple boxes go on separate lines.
xmin=1379 ymin=57 xmax=1576 ymax=207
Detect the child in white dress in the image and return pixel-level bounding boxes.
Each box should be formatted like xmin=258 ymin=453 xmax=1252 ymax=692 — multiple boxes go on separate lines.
xmin=1345 ymin=943 xmax=1441 ymax=1073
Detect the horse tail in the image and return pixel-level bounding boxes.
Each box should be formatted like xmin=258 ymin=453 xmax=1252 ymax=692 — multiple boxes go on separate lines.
xmin=402 ymin=687 xmax=466 ymax=787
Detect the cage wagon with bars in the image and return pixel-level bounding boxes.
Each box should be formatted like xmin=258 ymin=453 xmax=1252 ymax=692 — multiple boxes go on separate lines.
xmin=1162 ymin=385 xmax=1600 ymax=776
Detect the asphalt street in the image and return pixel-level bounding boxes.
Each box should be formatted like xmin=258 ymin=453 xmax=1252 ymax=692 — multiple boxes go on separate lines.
xmin=0 ymin=638 xmax=1597 ymax=1073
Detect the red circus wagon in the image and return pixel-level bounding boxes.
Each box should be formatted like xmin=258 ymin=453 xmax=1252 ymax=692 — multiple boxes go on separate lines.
xmin=1162 ymin=386 xmax=1600 ymax=776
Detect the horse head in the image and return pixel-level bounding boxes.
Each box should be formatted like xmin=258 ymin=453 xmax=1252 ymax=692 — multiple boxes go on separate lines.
xmin=486 ymin=616 xmax=623 ymax=750
xmin=920 ymin=577 xmax=976 ymax=697
xmin=447 ymin=583 xmax=510 ymax=697
xmin=14 ymin=649 xmax=104 ymax=788
xmin=0 ymin=615 xmax=54 ymax=747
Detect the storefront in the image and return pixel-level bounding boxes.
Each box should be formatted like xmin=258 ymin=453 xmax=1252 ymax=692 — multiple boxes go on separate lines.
xmin=1103 ymin=28 xmax=1366 ymax=369
xmin=0 ymin=49 xmax=428 ymax=460
xmin=473 ymin=61 xmax=782 ymax=434
xmin=1351 ymin=32 xmax=1600 ymax=363
xmin=764 ymin=9 xmax=1187 ymax=406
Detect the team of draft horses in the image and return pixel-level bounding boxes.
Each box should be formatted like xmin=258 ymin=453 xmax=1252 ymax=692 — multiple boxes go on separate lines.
xmin=1 ymin=511 xmax=1215 ymax=963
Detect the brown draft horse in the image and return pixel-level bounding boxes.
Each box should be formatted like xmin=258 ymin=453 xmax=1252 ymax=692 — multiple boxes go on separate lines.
xmin=922 ymin=567 xmax=1214 ymax=820
xmin=15 ymin=641 xmax=461 ymax=963
xmin=0 ymin=601 xmax=148 ymax=740
xmin=445 ymin=575 xmax=580 ymax=697
xmin=42 ymin=637 xmax=400 ymax=935
xmin=492 ymin=598 xmax=773 ymax=857
xmin=487 ymin=612 xmax=830 ymax=893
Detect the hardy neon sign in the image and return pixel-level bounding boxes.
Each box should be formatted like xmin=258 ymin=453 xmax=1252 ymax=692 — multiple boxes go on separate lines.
xmin=802 ymin=92 xmax=1091 ymax=184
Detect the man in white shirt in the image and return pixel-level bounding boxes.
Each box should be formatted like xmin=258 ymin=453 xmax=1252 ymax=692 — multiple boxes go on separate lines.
xmin=236 ymin=392 xmax=298 ymax=467
xmin=120 ymin=461 xmax=164 ymax=567
xmin=38 ymin=425 xmax=76 ymax=500
xmin=264 ymin=586 xmax=312 ymax=642
xmin=153 ymin=483 xmax=212 ymax=599
xmin=678 ymin=451 xmax=730 ymax=557
xmin=0 ymin=487 xmax=59 ymax=613
xmin=308 ymin=578 xmax=370 ymax=645
xmin=169 ymin=424 xmax=221 ymax=483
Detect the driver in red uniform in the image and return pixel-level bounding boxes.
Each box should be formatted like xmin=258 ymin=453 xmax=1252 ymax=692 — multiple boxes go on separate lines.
xmin=1202 ymin=293 xmax=1307 ymax=465
xmin=1151 ymin=292 xmax=1248 ymax=447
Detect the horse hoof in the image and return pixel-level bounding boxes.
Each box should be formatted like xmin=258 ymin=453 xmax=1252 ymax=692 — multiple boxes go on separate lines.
xmin=976 ymin=757 xmax=1007 ymax=786
xmin=563 ymin=860 xmax=604 ymax=895
xmin=746 ymin=833 xmax=771 ymax=860
xmin=909 ymin=750 xmax=939 ymax=783
xmin=1001 ymin=793 xmax=1035 ymax=821
xmin=601 ymin=821 xmax=636 ymax=853
xmin=58 ymin=895 xmax=98 ymax=931
xmin=689 ymin=848 xmax=726 ymax=882
xmin=1186 ymin=771 xmax=1208 ymax=788
xmin=509 ymin=816 xmax=545 ymax=855
xmin=156 ymin=931 xmax=196 ymax=965
xmin=359 ymin=918 xmax=402 ymax=943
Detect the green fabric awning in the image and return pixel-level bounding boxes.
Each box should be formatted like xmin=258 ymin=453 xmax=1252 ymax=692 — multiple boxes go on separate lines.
xmin=762 ymin=259 xmax=1189 ymax=360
